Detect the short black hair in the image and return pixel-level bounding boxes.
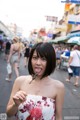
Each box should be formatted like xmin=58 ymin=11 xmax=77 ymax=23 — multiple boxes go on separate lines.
xmin=28 ymin=42 xmax=56 ymax=78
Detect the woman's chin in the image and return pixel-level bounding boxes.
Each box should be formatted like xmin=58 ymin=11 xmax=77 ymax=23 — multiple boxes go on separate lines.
xmin=36 ymin=74 xmax=42 ymax=78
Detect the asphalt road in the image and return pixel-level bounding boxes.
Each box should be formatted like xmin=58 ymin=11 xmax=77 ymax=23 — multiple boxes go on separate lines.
xmin=0 ymin=53 xmax=80 ymax=120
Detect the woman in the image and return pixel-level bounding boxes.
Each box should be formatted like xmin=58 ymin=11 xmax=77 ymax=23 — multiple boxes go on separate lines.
xmin=6 ymin=42 xmax=65 ymax=120
xmin=23 ymin=43 xmax=30 ymax=67
xmin=4 ymin=41 xmax=11 ymax=61
xmin=6 ymin=37 xmax=20 ymax=81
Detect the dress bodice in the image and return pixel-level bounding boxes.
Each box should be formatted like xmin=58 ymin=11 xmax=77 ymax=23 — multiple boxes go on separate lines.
xmin=16 ymin=94 xmax=55 ymax=120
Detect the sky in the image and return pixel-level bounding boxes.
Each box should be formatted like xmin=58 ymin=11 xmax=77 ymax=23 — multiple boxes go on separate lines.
xmin=0 ymin=0 xmax=65 ymax=37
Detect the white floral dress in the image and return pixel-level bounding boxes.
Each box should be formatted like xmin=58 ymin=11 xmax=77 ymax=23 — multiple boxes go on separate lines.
xmin=15 ymin=94 xmax=55 ymax=120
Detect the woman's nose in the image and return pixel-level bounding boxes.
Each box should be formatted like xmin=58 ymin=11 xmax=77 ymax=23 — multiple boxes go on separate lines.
xmin=36 ymin=58 xmax=41 ymax=64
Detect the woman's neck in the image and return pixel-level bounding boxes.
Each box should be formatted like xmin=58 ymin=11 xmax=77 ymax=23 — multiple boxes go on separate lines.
xmin=29 ymin=75 xmax=49 ymax=84
xmin=35 ymin=76 xmax=49 ymax=82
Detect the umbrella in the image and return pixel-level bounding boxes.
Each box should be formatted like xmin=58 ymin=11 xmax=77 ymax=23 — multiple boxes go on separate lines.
xmin=67 ymin=37 xmax=80 ymax=44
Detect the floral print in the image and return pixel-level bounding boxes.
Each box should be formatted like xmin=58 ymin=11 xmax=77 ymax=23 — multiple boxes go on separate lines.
xmin=30 ymin=107 xmax=42 ymax=119
xmin=16 ymin=94 xmax=55 ymax=120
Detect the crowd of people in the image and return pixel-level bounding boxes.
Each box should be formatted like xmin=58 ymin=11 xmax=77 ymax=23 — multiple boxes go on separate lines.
xmin=55 ymin=45 xmax=80 ymax=87
xmin=2 ymin=37 xmax=80 ymax=86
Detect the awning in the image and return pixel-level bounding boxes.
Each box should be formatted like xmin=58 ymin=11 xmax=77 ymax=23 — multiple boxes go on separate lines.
xmin=67 ymin=30 xmax=80 ymax=38
xmin=48 ymin=36 xmax=68 ymax=44
xmin=67 ymin=36 xmax=80 ymax=45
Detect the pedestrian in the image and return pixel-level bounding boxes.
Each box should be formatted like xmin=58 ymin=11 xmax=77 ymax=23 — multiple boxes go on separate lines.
xmin=6 ymin=36 xmax=20 ymax=81
xmin=55 ymin=46 xmax=62 ymax=69
xmin=6 ymin=42 xmax=65 ymax=120
xmin=23 ymin=43 xmax=30 ymax=67
xmin=4 ymin=40 xmax=11 ymax=61
xmin=66 ymin=45 xmax=80 ymax=86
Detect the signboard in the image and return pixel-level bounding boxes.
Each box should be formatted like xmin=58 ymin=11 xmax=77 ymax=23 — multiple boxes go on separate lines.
xmin=68 ymin=14 xmax=80 ymax=24
xmin=64 ymin=3 xmax=71 ymax=11
xmin=46 ymin=16 xmax=58 ymax=22
xmin=61 ymin=0 xmax=80 ymax=3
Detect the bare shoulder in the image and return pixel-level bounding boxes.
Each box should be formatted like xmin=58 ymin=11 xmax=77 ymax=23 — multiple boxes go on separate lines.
xmin=51 ymin=78 xmax=65 ymax=90
xmin=15 ymin=75 xmax=32 ymax=84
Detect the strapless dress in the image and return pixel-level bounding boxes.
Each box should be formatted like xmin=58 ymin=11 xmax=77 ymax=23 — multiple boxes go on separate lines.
xmin=15 ymin=94 xmax=55 ymax=120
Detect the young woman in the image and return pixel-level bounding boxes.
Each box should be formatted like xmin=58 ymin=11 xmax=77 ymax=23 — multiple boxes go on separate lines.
xmin=6 ymin=42 xmax=65 ymax=120
xmin=6 ymin=37 xmax=20 ymax=81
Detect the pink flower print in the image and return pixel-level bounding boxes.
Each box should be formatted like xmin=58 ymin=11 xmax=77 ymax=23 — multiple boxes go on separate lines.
xmin=25 ymin=104 xmax=31 ymax=110
xmin=26 ymin=116 xmax=32 ymax=120
xmin=51 ymin=114 xmax=55 ymax=120
xmin=30 ymin=107 xmax=42 ymax=119
xmin=20 ymin=103 xmax=31 ymax=113
xmin=37 ymin=101 xmax=41 ymax=104
xmin=42 ymin=97 xmax=47 ymax=101
xmin=19 ymin=108 xmax=26 ymax=113
xmin=44 ymin=101 xmax=48 ymax=106
xmin=37 ymin=101 xmax=42 ymax=108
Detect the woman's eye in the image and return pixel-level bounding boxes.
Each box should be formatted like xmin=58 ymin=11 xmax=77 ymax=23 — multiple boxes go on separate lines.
xmin=33 ymin=57 xmax=38 ymax=60
xmin=41 ymin=57 xmax=46 ymax=61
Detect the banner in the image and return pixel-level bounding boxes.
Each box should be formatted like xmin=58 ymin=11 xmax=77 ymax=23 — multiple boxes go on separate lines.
xmin=61 ymin=0 xmax=80 ymax=4
xmin=68 ymin=14 xmax=80 ymax=24
xmin=46 ymin=16 xmax=58 ymax=22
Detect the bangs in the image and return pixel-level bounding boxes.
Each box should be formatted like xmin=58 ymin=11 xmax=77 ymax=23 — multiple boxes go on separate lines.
xmin=35 ymin=44 xmax=47 ymax=59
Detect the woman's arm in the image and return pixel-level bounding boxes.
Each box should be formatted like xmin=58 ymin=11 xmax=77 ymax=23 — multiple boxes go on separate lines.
xmin=6 ymin=77 xmax=26 ymax=117
xmin=18 ymin=48 xmax=21 ymax=61
xmin=55 ymin=82 xmax=65 ymax=120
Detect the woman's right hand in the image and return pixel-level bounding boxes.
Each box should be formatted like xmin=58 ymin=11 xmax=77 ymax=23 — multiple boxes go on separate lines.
xmin=13 ymin=91 xmax=27 ymax=107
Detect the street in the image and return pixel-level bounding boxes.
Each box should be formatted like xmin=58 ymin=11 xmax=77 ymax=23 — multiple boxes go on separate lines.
xmin=0 ymin=52 xmax=80 ymax=120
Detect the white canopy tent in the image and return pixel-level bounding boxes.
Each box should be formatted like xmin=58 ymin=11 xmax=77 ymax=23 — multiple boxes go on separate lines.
xmin=67 ymin=37 xmax=80 ymax=45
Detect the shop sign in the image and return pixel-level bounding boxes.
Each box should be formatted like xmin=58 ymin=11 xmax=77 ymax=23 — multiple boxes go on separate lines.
xmin=61 ymin=0 xmax=80 ymax=4
xmin=68 ymin=14 xmax=80 ymax=24
xmin=46 ymin=16 xmax=58 ymax=22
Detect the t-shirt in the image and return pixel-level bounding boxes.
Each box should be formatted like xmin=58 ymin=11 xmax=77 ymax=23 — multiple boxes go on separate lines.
xmin=65 ymin=51 xmax=70 ymax=57
xmin=70 ymin=50 xmax=80 ymax=67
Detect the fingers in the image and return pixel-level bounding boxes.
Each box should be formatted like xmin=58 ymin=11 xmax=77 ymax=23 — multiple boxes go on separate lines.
xmin=14 ymin=93 xmax=26 ymax=101
xmin=13 ymin=91 xmax=27 ymax=106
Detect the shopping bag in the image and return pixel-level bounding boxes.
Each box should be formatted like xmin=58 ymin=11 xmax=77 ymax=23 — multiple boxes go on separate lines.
xmin=7 ymin=63 xmax=12 ymax=74
xmin=68 ymin=67 xmax=73 ymax=73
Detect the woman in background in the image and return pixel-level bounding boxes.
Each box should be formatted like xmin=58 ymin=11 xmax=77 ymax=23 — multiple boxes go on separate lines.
xmin=23 ymin=43 xmax=30 ymax=67
xmin=6 ymin=37 xmax=20 ymax=81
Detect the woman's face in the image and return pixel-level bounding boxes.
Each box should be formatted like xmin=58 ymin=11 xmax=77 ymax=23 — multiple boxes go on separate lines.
xmin=31 ymin=50 xmax=47 ymax=78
